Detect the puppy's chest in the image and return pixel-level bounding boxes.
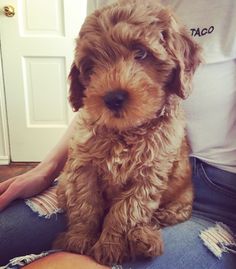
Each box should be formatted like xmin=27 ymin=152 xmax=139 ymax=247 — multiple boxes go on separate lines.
xmin=97 ymin=141 xmax=139 ymax=200
xmin=95 ymin=135 xmax=162 ymax=185
xmin=100 ymin=141 xmax=132 ymax=180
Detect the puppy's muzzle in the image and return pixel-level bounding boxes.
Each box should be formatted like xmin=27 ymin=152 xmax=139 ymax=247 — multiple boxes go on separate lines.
xmin=103 ymin=89 xmax=129 ymax=111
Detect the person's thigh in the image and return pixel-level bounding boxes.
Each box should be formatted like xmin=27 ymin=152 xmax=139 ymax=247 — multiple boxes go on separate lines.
xmin=0 ymin=199 xmax=67 ymax=266
xmin=121 ymin=216 xmax=236 ymax=269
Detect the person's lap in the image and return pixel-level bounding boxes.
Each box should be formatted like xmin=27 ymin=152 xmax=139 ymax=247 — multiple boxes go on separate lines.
xmin=0 ymin=158 xmax=236 ymax=268
xmin=122 ymin=216 xmax=236 ymax=269
xmin=0 ymin=199 xmax=67 ymax=265
xmin=1 ymin=205 xmax=235 ymax=269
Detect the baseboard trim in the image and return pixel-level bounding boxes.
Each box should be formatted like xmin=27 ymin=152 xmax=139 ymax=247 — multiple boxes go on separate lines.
xmin=0 ymin=156 xmax=10 ymax=165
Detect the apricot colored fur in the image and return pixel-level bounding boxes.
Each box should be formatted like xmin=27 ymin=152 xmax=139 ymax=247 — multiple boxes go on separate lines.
xmin=54 ymin=0 xmax=202 ymax=265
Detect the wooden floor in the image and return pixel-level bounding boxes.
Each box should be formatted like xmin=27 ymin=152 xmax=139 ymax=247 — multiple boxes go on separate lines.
xmin=0 ymin=162 xmax=39 ymax=182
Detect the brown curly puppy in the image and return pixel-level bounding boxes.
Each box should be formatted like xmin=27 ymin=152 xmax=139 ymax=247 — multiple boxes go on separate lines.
xmin=54 ymin=0 xmax=202 ymax=265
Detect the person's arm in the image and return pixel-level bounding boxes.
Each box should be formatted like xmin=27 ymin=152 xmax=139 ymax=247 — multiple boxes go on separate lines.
xmin=0 ymin=115 xmax=78 ymax=211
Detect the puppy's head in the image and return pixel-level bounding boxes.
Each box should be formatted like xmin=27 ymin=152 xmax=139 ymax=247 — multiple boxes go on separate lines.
xmin=69 ymin=0 xmax=201 ymax=130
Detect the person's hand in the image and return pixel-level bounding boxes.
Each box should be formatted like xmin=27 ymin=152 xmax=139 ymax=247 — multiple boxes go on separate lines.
xmin=0 ymin=114 xmax=77 ymax=212
xmin=0 ymin=163 xmax=57 ymax=211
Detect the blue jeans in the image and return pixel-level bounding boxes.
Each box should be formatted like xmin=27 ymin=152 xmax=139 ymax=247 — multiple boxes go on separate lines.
xmin=0 ymin=158 xmax=236 ymax=268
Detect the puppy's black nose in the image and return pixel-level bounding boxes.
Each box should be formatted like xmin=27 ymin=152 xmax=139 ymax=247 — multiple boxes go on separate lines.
xmin=103 ymin=89 xmax=129 ymax=111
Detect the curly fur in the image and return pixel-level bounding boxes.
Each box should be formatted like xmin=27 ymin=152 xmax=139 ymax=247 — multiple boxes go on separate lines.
xmin=54 ymin=0 xmax=202 ymax=265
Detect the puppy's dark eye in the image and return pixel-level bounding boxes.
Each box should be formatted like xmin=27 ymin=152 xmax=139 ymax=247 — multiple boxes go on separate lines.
xmin=83 ymin=65 xmax=93 ymax=77
xmin=134 ymin=46 xmax=148 ymax=60
xmin=79 ymin=58 xmax=94 ymax=79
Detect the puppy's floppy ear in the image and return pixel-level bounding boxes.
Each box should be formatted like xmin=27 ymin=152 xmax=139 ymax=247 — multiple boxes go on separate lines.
xmin=164 ymin=16 xmax=202 ymax=99
xmin=68 ymin=63 xmax=85 ymax=111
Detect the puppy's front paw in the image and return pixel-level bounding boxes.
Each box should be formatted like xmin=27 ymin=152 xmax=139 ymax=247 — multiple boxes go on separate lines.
xmin=54 ymin=232 xmax=96 ymax=255
xmin=91 ymin=234 xmax=127 ymax=265
xmin=128 ymin=225 xmax=163 ymax=258
xmin=156 ymin=203 xmax=192 ymax=226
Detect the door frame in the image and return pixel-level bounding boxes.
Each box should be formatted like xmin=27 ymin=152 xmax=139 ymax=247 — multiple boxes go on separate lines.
xmin=0 ymin=45 xmax=10 ymax=165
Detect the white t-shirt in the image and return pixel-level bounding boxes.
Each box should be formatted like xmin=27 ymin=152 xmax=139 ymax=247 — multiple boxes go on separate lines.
xmin=88 ymin=0 xmax=236 ymax=173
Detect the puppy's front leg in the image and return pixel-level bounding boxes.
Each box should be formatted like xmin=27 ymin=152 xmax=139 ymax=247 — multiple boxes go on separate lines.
xmin=156 ymin=183 xmax=193 ymax=227
xmin=54 ymin=165 xmax=104 ymax=255
xmin=91 ymin=184 xmax=163 ymax=265
xmin=155 ymin=158 xmax=193 ymax=227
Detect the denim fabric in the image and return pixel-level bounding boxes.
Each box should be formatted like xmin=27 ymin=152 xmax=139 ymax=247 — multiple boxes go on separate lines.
xmin=0 ymin=200 xmax=66 ymax=266
xmin=1 ymin=250 xmax=58 ymax=269
xmin=0 ymin=158 xmax=236 ymax=268
xmin=121 ymin=217 xmax=236 ymax=269
xmin=192 ymin=158 xmax=236 ymax=230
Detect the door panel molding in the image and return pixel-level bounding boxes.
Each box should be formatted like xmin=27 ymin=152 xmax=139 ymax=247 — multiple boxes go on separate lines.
xmin=0 ymin=0 xmax=87 ymax=161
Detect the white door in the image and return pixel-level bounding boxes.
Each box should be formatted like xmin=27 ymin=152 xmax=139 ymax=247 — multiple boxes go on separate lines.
xmin=0 ymin=0 xmax=87 ymax=161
